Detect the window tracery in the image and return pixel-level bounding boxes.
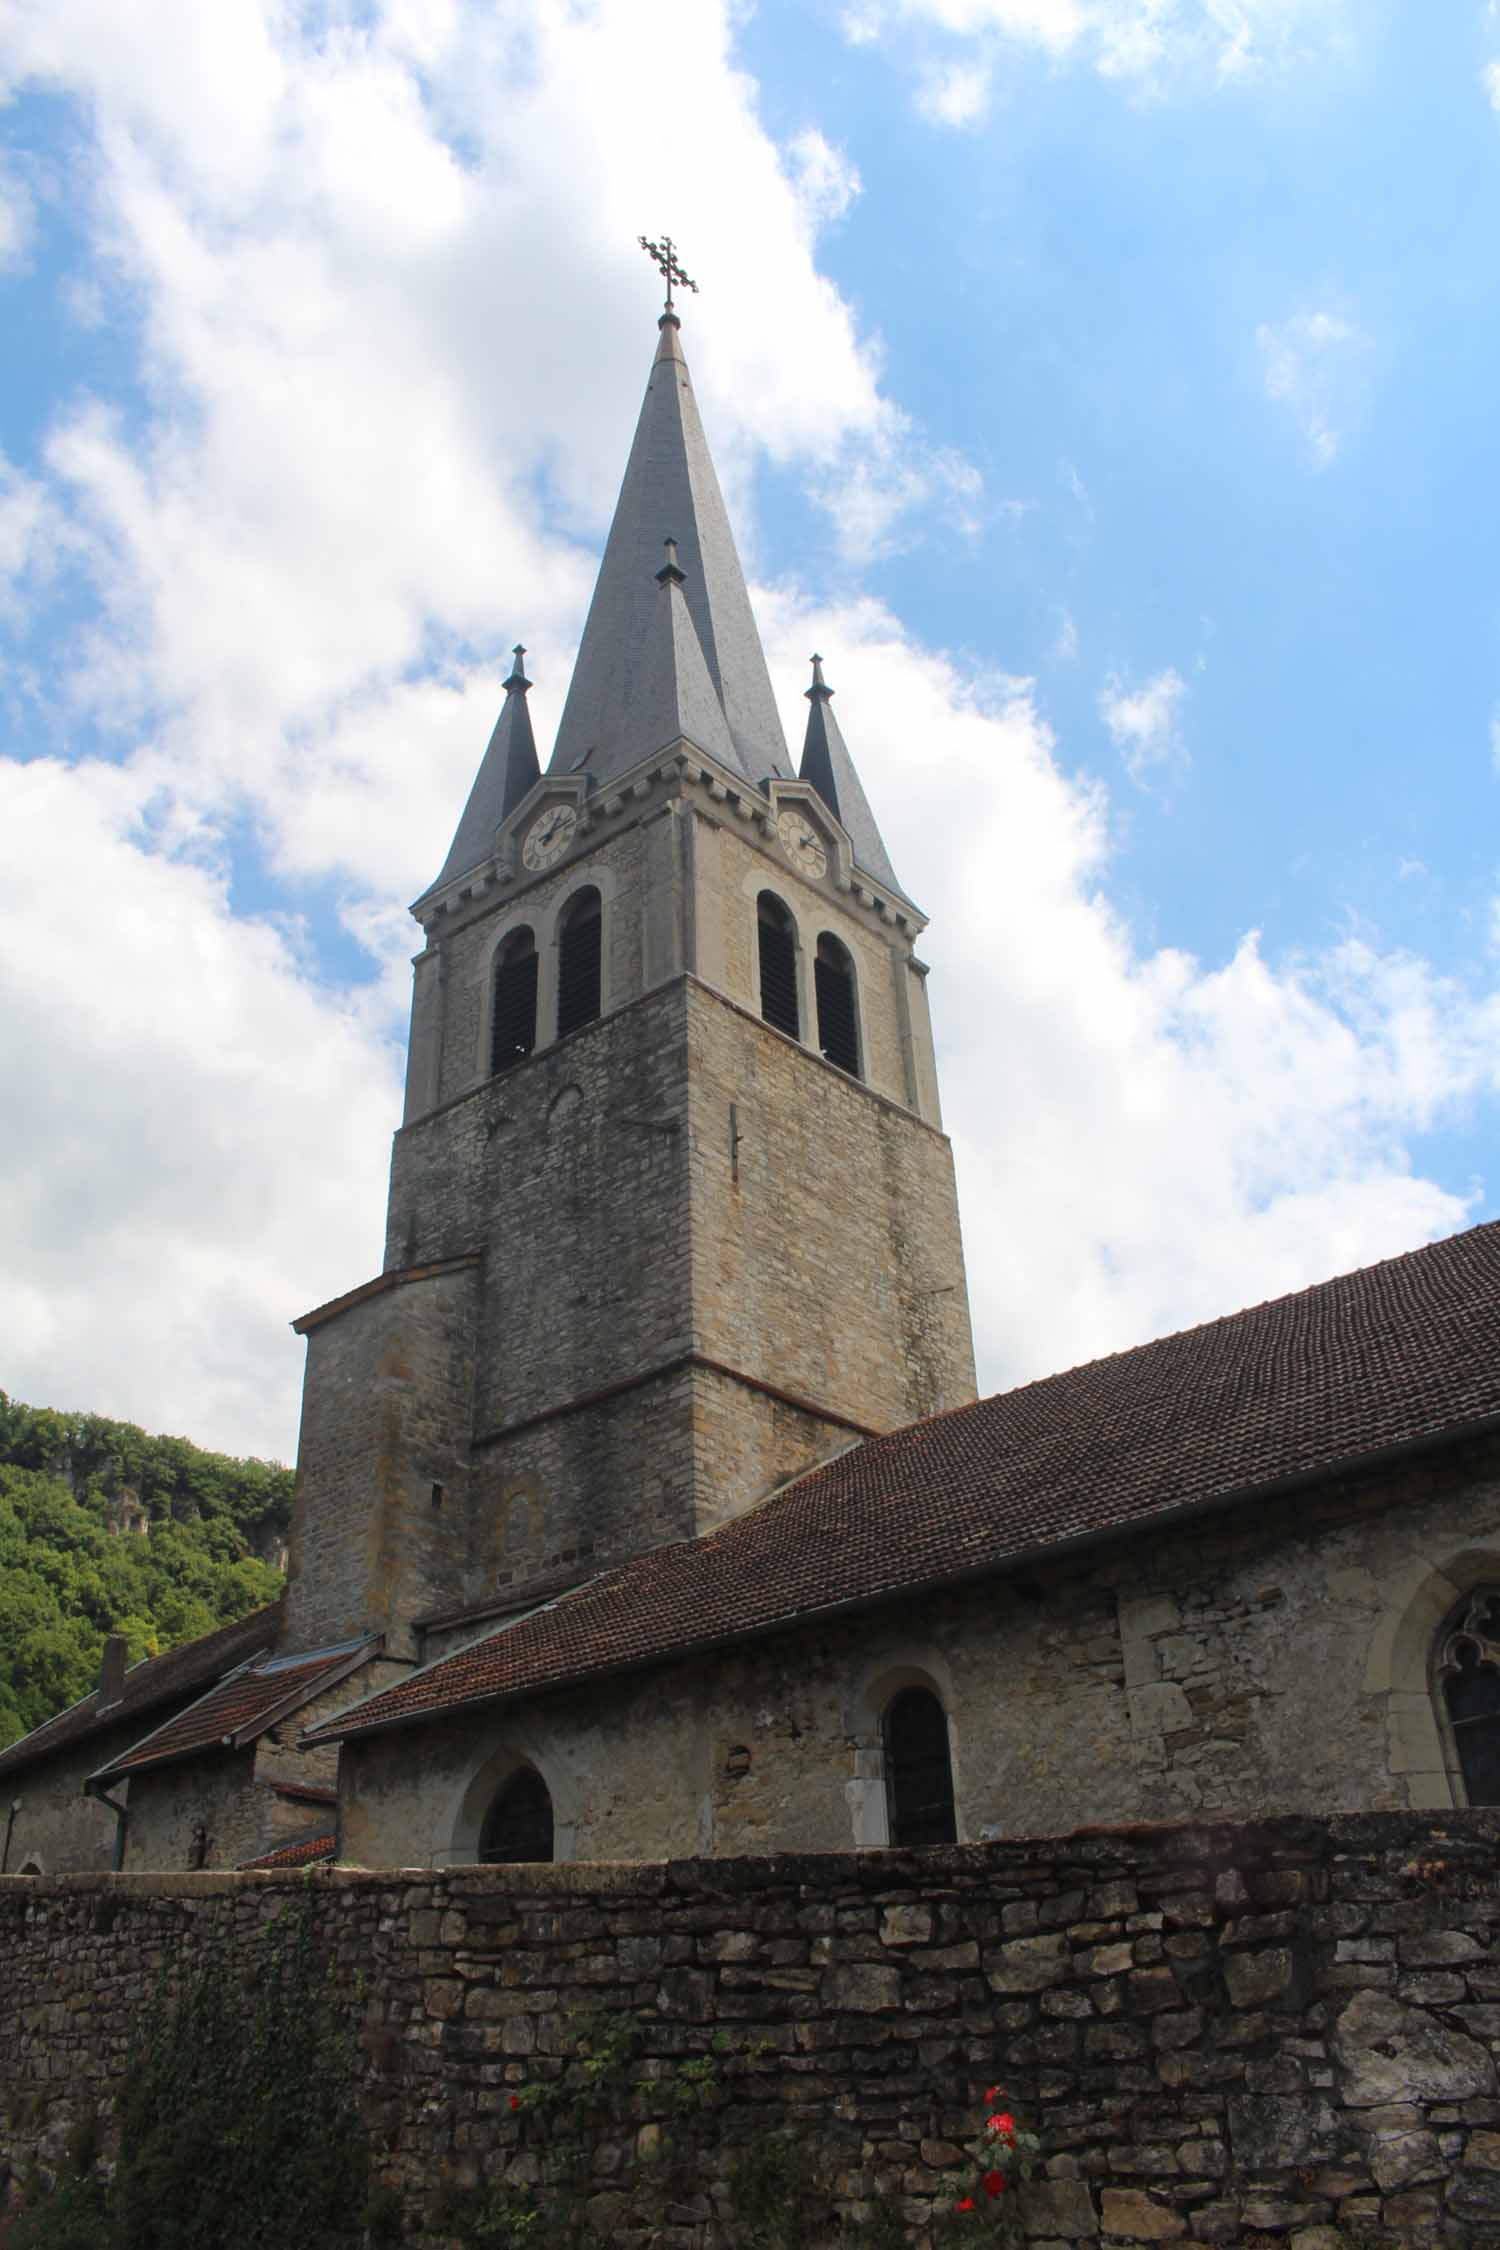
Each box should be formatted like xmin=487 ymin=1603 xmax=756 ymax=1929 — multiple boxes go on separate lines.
xmin=1435 ymin=1588 xmax=1500 ymax=1806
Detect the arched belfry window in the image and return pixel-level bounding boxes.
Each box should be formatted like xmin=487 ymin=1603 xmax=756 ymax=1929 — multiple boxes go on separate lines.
xmin=883 ymin=1685 xmax=956 ymax=1848
xmin=1436 ymin=1589 xmax=1500 ymax=1806
xmin=491 ymin=927 xmax=538 ymax=1074
xmin=757 ymin=893 xmax=800 ymax=1040
xmin=479 ymin=1766 xmax=555 ymax=1864
xmin=556 ymin=886 xmax=602 ymax=1040
xmin=814 ymin=933 xmax=860 ymax=1078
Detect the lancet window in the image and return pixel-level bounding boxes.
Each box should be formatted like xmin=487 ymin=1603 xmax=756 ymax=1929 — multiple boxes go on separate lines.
xmin=490 ymin=927 xmax=538 ymax=1075
xmin=814 ymin=932 xmax=860 ymax=1077
xmin=757 ymin=892 xmax=800 ymax=1040
xmin=556 ymin=886 xmax=603 ymax=1039
xmin=1436 ymin=1589 xmax=1500 ymax=1807
xmin=883 ymin=1684 xmax=956 ymax=1848
xmin=479 ymin=1766 xmax=555 ymax=1864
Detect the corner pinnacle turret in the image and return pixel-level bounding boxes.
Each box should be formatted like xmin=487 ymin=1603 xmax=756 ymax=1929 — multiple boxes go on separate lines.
xmin=431 ymin=645 xmax=541 ymax=894
xmin=799 ymin=653 xmax=904 ymax=897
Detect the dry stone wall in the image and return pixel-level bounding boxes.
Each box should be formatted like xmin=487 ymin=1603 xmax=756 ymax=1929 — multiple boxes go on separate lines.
xmin=6 ymin=1813 xmax=1500 ymax=2244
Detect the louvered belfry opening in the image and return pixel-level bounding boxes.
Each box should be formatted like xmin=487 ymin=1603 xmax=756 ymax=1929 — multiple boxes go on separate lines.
xmin=884 ymin=1685 xmax=957 ymax=1848
xmin=490 ymin=926 xmax=538 ymax=1075
xmin=815 ymin=932 xmax=860 ymax=1077
xmin=757 ymin=893 xmax=800 ymax=1040
xmin=556 ymin=886 xmax=603 ymax=1040
xmin=479 ymin=1767 xmax=555 ymax=1864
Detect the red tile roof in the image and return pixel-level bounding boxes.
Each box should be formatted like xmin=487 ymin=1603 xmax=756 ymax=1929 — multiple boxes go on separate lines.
xmin=240 ymin=1829 xmax=336 ymax=1871
xmin=0 ymin=1604 xmax=282 ymax=1781
xmin=91 ymin=1637 xmax=375 ymax=1782
xmin=312 ymin=1220 xmax=1500 ymax=1746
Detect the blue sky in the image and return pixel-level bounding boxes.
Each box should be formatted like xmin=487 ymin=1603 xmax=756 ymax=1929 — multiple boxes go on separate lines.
xmin=3 ymin=0 xmax=1500 ymax=1459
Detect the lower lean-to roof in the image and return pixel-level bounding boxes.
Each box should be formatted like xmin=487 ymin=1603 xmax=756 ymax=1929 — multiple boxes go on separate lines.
xmin=307 ymin=1218 xmax=1500 ymax=1750
xmin=0 ymin=1602 xmax=282 ymax=1783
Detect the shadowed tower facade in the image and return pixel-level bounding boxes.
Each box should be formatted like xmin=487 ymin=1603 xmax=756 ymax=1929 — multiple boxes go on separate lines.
xmin=282 ymin=299 xmax=976 ymax=1659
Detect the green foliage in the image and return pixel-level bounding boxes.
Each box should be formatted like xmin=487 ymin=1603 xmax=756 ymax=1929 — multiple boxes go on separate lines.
xmin=0 ymin=1391 xmax=289 ymax=1749
xmin=6 ymin=1905 xmax=378 ymax=2250
xmin=725 ymin=2129 xmax=834 ymax=2250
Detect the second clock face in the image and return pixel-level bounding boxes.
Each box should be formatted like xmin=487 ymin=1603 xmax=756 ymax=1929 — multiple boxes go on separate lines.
xmin=777 ymin=807 xmax=828 ymax=880
xmin=521 ymin=803 xmax=579 ymax=872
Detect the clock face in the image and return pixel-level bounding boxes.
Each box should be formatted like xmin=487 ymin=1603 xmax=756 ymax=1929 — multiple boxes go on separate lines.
xmin=777 ymin=807 xmax=828 ymax=880
xmin=521 ymin=802 xmax=579 ymax=872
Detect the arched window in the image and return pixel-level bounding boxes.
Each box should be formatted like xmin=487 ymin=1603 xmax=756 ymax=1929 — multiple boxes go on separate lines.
xmin=1436 ymin=1589 xmax=1500 ymax=1806
xmin=814 ymin=933 xmax=860 ymax=1077
xmin=556 ymin=887 xmax=602 ymax=1040
xmin=479 ymin=1767 xmax=555 ymax=1864
xmin=490 ymin=927 xmax=538 ymax=1074
xmin=757 ymin=893 xmax=800 ymax=1040
xmin=883 ymin=1685 xmax=956 ymax=1847
xmin=17 ymin=1857 xmax=43 ymax=1877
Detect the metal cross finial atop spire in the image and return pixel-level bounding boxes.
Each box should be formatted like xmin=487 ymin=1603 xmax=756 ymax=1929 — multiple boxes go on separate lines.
xmin=639 ymin=234 xmax=698 ymax=316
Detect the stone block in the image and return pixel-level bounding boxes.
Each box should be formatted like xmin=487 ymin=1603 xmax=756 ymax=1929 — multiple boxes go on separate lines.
xmin=1332 ymin=1989 xmax=1497 ymax=2107
xmin=1018 ymin=2179 xmax=1099 ymax=2237
xmin=1223 ymin=1947 xmax=1295 ymax=2008
xmin=825 ymin=1962 xmax=902 ymax=2012
xmin=1098 ymin=2188 xmax=1185 ymax=2239
xmin=1129 ymin=1969 xmax=1181 ymax=2014
xmin=987 ymin=1933 xmax=1069 ymax=1993
xmin=1227 ymin=2094 xmax=1337 ymax=2170
xmin=880 ymin=1904 xmax=933 ymax=1948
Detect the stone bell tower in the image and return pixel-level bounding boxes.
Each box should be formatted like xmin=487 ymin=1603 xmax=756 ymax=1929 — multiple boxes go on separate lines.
xmin=282 ymin=285 xmax=976 ymax=1658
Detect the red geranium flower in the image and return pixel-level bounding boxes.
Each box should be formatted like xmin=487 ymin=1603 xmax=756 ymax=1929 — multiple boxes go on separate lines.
xmin=954 ymin=2197 xmax=975 ymax=2214
xmin=984 ymin=2086 xmax=1002 ymax=2103
xmin=983 ymin=2170 xmax=1006 ymax=2199
xmin=992 ymin=2112 xmax=1016 ymax=2138
xmin=509 ymin=2094 xmax=520 ymax=2112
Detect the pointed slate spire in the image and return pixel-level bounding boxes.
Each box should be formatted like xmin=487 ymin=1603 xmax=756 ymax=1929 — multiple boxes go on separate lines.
xmin=799 ymin=654 xmax=904 ymax=896
xmin=432 ymin=645 xmax=542 ymax=892
xmin=628 ymin=539 xmax=740 ymax=769
xmin=547 ymin=314 xmax=788 ymax=787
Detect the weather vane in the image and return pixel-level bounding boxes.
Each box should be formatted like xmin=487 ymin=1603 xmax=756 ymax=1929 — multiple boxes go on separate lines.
xmin=639 ymin=234 xmax=698 ymax=316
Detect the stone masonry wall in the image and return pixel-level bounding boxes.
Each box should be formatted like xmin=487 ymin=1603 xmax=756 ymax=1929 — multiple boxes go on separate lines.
xmin=284 ymin=1265 xmax=477 ymax=1654
xmin=346 ymin=1434 xmax=1500 ymax=1873
xmin=6 ymin=1815 xmax=1500 ymax=2245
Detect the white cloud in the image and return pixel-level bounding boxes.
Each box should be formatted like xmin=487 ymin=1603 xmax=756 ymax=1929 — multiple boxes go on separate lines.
xmin=916 ymin=59 xmax=995 ymax=124
xmin=1257 ymin=308 xmax=1367 ymax=468
xmin=0 ymin=756 xmax=400 ymax=1459
xmin=785 ymin=131 xmax=862 ymax=229
xmin=1098 ymin=665 xmax=1189 ymax=782
xmin=1483 ymin=57 xmax=1500 ymax=111
xmin=861 ymin=0 xmax=1338 ymax=109
xmin=0 ymin=157 xmax=35 ymax=268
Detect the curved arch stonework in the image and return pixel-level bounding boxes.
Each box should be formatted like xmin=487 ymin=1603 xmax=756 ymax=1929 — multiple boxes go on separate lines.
xmin=449 ymin=1738 xmax=578 ymax=1867
xmin=844 ymin=1648 xmax=961 ymax=1849
xmin=1364 ymin=1546 xmax=1500 ymax=1809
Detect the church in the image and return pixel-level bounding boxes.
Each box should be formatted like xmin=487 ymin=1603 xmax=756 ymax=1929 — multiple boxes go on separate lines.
xmin=4 ymin=262 xmax=1500 ymax=1879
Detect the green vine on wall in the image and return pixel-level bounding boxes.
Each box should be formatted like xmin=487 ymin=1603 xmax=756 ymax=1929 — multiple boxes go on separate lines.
xmin=3 ymin=1900 xmax=395 ymax=2250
